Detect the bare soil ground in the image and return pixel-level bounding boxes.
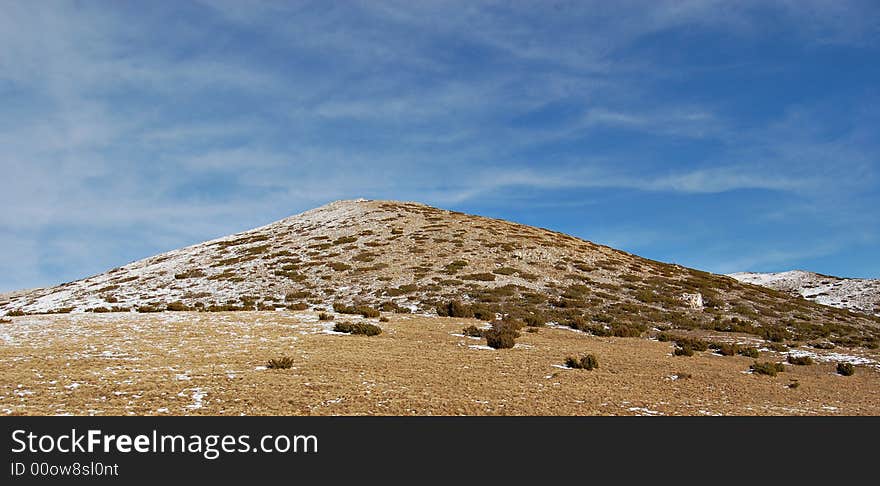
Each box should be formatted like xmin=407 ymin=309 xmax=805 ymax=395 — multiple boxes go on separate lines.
xmin=2 ymin=311 xmax=878 ymax=416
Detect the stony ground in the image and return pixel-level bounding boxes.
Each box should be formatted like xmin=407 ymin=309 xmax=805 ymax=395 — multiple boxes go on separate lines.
xmin=2 ymin=311 xmax=878 ymax=416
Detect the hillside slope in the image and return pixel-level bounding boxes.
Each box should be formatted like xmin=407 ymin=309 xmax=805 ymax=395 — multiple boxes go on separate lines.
xmin=3 ymin=199 xmax=879 ymax=348
xmin=728 ymin=271 xmax=880 ymax=317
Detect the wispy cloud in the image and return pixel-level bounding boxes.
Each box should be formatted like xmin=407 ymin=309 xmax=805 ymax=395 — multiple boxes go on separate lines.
xmin=0 ymin=0 xmax=878 ymax=289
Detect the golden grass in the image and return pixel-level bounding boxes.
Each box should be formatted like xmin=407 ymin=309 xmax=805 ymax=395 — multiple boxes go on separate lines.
xmin=1 ymin=312 xmax=878 ymax=416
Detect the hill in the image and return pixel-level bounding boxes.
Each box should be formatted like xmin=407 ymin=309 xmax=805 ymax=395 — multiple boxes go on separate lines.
xmin=3 ymin=199 xmax=880 ymax=349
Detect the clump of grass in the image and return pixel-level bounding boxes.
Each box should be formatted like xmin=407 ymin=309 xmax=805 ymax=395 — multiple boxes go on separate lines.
xmin=565 ymin=354 xmax=599 ymax=370
xmin=750 ymin=361 xmax=785 ymax=376
xmin=334 ymin=321 xmax=382 ymax=336
xmin=836 ymin=362 xmax=855 ymax=376
xmin=136 ymin=305 xmax=161 ymax=313
xmin=787 ymin=355 xmax=814 ymax=366
xmin=267 ymin=356 xmax=295 ymax=369
xmin=286 ymin=302 xmax=309 ymax=311
xmin=318 ymin=312 xmax=334 ymax=321
xmin=0 ymin=318 xmax=11 ymax=323
xmin=7 ymin=310 xmax=26 ymax=317
xmin=379 ymin=316 xmax=389 ymax=323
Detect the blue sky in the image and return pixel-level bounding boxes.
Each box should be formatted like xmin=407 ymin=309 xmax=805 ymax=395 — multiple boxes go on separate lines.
xmin=1 ymin=1 xmax=879 ymax=291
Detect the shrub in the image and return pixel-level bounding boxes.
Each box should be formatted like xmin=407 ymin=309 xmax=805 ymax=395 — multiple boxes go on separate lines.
xmin=787 ymin=355 xmax=814 ymax=366
xmin=657 ymin=332 xmax=674 ymax=342
xmin=7 ymin=310 xmax=26 ymax=317
xmin=610 ymin=323 xmax=645 ymax=338
xmin=332 ymin=236 xmax=358 ymax=245
xmin=285 ymin=291 xmax=312 ymax=301
xmin=470 ymin=304 xmax=496 ymax=321
xmin=739 ymin=347 xmax=759 ymax=358
xmin=318 ymin=312 xmax=334 ymax=321
xmin=750 ymin=361 xmax=785 ymax=376
xmin=762 ymin=328 xmax=790 ymax=343
xmin=286 ymin=302 xmax=309 ymax=311
xmin=484 ymin=320 xmax=520 ymax=349
xmin=357 ymin=306 xmax=380 ymax=318
xmin=674 ymin=337 xmax=709 ymax=352
xmin=566 ymin=354 xmax=599 ymax=370
xmin=379 ymin=316 xmax=389 ymax=323
xmin=437 ymin=301 xmax=473 ymax=318
xmin=332 ymin=302 xmax=380 ymax=318
xmin=462 ymin=273 xmax=496 ymax=282
xmin=443 ymin=260 xmax=469 ymax=274
xmin=524 ymin=315 xmax=545 ymax=327
xmin=89 ymin=307 xmax=111 ymax=313
xmin=334 ymin=321 xmax=382 ymax=336
xmin=0 ymin=318 xmax=12 ymax=323
xmin=174 ymin=269 xmax=205 ymax=279
xmin=136 ymin=305 xmax=161 ymax=313
xmin=837 ymin=362 xmax=855 ymax=376
xmin=768 ymin=343 xmax=789 ymax=352
xmin=267 ymin=356 xmax=294 ymax=369
xmin=166 ymin=302 xmax=189 ymax=312
xmin=811 ymin=342 xmax=835 ymax=350
xmin=716 ymin=343 xmax=739 ymax=356
xmin=674 ymin=345 xmax=694 ymax=357
xmin=462 ymin=325 xmax=484 ymax=338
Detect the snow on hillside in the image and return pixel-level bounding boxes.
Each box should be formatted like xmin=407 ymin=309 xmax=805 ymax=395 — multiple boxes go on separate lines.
xmin=728 ymin=270 xmax=880 ymax=316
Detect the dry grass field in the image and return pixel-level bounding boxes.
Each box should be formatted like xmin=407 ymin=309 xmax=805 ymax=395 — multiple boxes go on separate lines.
xmin=2 ymin=311 xmax=878 ymax=416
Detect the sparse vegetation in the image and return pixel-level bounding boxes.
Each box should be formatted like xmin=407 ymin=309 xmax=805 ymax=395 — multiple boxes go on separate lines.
xmin=318 ymin=312 xmax=334 ymax=321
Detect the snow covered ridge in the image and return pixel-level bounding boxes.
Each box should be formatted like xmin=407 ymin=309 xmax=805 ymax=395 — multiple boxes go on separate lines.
xmin=728 ymin=271 xmax=880 ymax=317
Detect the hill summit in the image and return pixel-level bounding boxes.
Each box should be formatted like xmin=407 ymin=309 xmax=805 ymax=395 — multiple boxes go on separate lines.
xmin=3 ymin=199 xmax=879 ymax=348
